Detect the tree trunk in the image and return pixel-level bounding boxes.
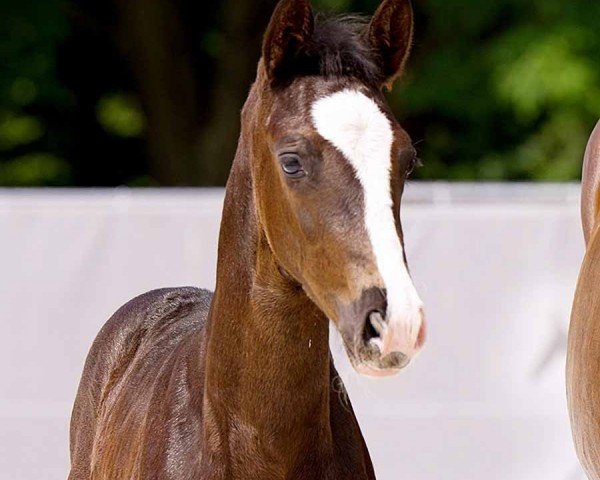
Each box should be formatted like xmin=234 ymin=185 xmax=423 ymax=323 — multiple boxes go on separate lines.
xmin=114 ymin=0 xmax=277 ymax=186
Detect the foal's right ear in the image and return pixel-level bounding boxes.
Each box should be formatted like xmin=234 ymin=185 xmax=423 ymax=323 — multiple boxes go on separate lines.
xmin=262 ymin=0 xmax=314 ymax=82
xmin=581 ymin=120 xmax=600 ymax=246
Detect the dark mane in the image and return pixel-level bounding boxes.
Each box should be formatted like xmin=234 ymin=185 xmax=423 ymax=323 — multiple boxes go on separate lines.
xmin=277 ymin=14 xmax=383 ymax=86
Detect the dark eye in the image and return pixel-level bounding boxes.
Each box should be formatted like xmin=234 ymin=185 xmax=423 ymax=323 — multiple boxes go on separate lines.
xmin=279 ymin=154 xmax=306 ymax=178
xmin=405 ymin=154 xmax=422 ymax=178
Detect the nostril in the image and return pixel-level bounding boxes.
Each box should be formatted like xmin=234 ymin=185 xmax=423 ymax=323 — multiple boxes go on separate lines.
xmin=363 ymin=318 xmax=379 ymax=343
xmin=363 ymin=310 xmax=385 ymax=344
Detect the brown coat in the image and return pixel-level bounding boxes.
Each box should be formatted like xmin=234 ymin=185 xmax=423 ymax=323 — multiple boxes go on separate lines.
xmin=567 ymin=120 xmax=600 ymax=479
xmin=68 ymin=1 xmax=422 ymax=478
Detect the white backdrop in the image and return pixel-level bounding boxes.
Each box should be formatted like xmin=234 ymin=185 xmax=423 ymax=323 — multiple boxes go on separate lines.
xmin=0 ymin=184 xmax=586 ymax=480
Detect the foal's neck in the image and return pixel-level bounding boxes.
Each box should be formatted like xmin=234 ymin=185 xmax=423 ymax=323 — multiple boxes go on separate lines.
xmin=202 ymin=143 xmax=333 ymax=465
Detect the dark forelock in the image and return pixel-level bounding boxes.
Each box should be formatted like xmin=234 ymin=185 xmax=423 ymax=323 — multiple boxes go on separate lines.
xmin=277 ymin=15 xmax=383 ymax=87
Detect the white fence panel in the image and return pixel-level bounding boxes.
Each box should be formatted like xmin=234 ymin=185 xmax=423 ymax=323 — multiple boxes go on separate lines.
xmin=0 ymin=184 xmax=586 ymax=480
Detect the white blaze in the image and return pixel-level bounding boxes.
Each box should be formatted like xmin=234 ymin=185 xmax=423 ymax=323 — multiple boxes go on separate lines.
xmin=311 ymin=89 xmax=423 ymax=354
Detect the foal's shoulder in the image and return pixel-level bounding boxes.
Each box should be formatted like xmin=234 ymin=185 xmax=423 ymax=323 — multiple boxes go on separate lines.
xmin=81 ymin=287 xmax=212 ymax=389
xmin=100 ymin=287 xmax=212 ymax=340
xmin=112 ymin=287 xmax=212 ymax=329
xmin=70 ymin=288 xmax=213 ymax=477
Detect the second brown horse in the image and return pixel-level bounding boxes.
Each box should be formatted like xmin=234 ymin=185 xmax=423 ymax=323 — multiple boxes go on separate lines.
xmin=568 ymin=120 xmax=600 ymax=479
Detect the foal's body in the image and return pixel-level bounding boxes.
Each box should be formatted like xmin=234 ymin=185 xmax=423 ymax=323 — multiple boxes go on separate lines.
xmin=70 ymin=1 xmax=425 ymax=478
xmin=70 ymin=154 xmax=372 ymax=477
xmin=69 ymin=288 xmax=371 ymax=479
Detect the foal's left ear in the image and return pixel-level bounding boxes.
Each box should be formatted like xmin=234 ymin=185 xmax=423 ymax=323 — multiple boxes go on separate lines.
xmin=262 ymin=0 xmax=314 ymax=82
xmin=366 ymin=0 xmax=414 ymax=89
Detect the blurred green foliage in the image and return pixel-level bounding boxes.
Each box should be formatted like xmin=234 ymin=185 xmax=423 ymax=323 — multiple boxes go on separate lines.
xmin=0 ymin=1 xmax=71 ymax=185
xmin=96 ymin=94 xmax=145 ymax=138
xmin=0 ymin=0 xmax=598 ymax=185
xmin=393 ymin=0 xmax=600 ymax=181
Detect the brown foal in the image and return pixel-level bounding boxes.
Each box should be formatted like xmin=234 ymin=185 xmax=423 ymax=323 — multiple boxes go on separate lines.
xmin=568 ymin=120 xmax=600 ymax=479
xmin=68 ymin=0 xmax=425 ymax=478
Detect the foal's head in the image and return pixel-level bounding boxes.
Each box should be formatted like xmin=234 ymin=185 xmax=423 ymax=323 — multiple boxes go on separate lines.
xmin=246 ymin=0 xmax=424 ymax=376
